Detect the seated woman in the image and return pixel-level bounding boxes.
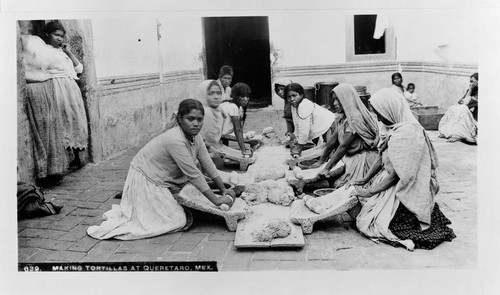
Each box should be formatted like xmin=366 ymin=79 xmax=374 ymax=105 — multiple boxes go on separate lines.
xmin=285 ymin=83 xmax=336 ymax=157
xmin=274 ymin=78 xmax=294 ymax=138
xmin=390 ymin=72 xmax=405 ymax=94
xmin=404 ymin=83 xmax=423 ymax=108
xmin=87 ymin=99 xmax=234 ymax=240
xmin=219 ymin=83 xmax=260 ymax=153
xmin=438 ymin=73 xmax=478 ymax=144
xmin=197 ymin=80 xmax=254 ymax=170
xmin=350 ymin=88 xmax=456 ymax=250
xmin=313 ymin=84 xmax=379 ymax=188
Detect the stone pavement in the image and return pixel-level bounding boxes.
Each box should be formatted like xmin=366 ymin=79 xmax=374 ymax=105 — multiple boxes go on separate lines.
xmin=17 ymin=106 xmax=477 ymax=271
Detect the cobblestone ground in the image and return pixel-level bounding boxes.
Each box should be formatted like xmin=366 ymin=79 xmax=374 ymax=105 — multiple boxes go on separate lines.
xmin=18 ymin=106 xmax=477 ymax=271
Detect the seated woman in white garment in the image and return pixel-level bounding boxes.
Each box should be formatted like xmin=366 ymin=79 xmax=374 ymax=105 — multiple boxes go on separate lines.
xmin=219 ymin=82 xmax=259 ymax=155
xmin=285 ymin=83 xmax=336 ymax=157
xmin=349 ymin=88 xmax=456 ymax=250
xmin=310 ymin=84 xmax=379 ymax=189
xmin=197 ymin=80 xmax=255 ymax=164
xmin=87 ymin=99 xmax=234 ymax=240
xmin=438 ymin=72 xmax=478 ymax=144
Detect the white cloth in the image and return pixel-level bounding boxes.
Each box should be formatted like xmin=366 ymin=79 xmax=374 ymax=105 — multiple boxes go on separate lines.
xmin=220 ymin=101 xmax=243 ymax=135
xmin=438 ymin=104 xmax=477 ymax=142
xmin=87 ymin=166 xmax=186 ymax=240
xmin=404 ymin=91 xmax=422 ymax=107
xmin=291 ymin=99 xmax=336 ymax=145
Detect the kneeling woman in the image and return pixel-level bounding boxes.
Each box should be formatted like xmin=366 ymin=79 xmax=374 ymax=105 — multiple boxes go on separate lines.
xmin=350 ymin=88 xmax=456 ymax=250
xmin=87 ymin=99 xmax=234 ymax=240
xmin=314 ymin=84 xmax=379 ymax=188
xmin=285 ymin=83 xmax=336 ymax=156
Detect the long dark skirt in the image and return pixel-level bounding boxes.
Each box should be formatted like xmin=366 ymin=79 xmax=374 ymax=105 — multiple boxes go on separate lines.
xmin=385 ymin=203 xmax=456 ymax=250
xmin=25 ymin=81 xmax=68 ymax=179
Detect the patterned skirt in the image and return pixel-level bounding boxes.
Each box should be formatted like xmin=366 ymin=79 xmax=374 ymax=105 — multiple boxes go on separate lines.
xmin=385 ymin=203 xmax=456 ymax=250
xmin=25 ymin=81 xmax=68 ymax=178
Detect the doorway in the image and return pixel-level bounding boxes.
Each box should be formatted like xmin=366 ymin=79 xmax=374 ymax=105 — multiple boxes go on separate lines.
xmin=203 ymin=16 xmax=272 ymax=108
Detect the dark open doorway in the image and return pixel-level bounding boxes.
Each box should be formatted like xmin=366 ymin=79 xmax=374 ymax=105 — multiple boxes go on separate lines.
xmin=203 ymin=16 xmax=272 ymax=108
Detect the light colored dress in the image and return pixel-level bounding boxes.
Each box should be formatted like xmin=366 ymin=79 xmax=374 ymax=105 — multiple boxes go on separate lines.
xmin=87 ymin=126 xmax=220 ymax=240
xmin=220 ymin=101 xmax=243 ymax=135
xmin=44 ymin=44 xmax=88 ymax=150
xmin=291 ymin=99 xmax=336 ymax=145
xmin=404 ymin=91 xmax=423 ymax=107
xmin=217 ymin=79 xmax=231 ymax=101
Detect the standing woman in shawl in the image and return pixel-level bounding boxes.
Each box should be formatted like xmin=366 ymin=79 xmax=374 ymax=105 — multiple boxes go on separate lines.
xmin=21 ymin=25 xmax=68 ymax=187
xmin=350 ymin=88 xmax=456 ymax=250
xmin=438 ymin=73 xmax=478 ymax=144
xmin=285 ymin=83 xmax=336 ymax=156
xmin=87 ymin=99 xmax=234 ymax=240
xmin=217 ymin=65 xmax=233 ymax=101
xmin=43 ymin=21 xmax=89 ymax=170
xmin=313 ymin=84 xmax=379 ymax=188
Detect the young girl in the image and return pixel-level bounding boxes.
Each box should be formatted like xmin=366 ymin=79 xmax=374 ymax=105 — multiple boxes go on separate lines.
xmin=87 ymin=99 xmax=234 ymax=240
xmin=274 ymin=78 xmax=294 ymax=137
xmin=285 ymin=83 xmax=336 ymax=156
xmin=217 ymin=65 xmax=233 ymax=101
xmin=404 ymin=83 xmax=423 ymax=107
xmin=219 ymin=83 xmax=252 ymax=156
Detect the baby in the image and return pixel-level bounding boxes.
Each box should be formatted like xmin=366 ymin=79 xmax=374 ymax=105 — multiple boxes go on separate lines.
xmin=404 ymin=83 xmax=423 ymax=107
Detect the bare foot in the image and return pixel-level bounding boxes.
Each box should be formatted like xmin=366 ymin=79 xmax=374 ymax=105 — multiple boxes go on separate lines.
xmin=446 ymin=137 xmax=460 ymax=143
xmin=438 ymin=134 xmax=445 ymax=138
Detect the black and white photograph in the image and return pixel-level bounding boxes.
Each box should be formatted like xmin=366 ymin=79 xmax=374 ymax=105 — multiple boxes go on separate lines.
xmin=1 ymin=0 xmax=499 ymax=294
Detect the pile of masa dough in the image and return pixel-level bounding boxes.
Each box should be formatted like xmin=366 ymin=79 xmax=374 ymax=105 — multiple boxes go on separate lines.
xmin=261 ymin=127 xmax=284 ymax=146
xmin=252 ymin=218 xmax=292 ymax=242
xmin=241 ymin=179 xmax=295 ymax=206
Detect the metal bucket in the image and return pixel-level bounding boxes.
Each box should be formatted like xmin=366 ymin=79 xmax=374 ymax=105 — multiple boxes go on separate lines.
xmin=314 ymin=82 xmax=339 ymax=108
xmin=303 ymin=86 xmax=316 ymax=102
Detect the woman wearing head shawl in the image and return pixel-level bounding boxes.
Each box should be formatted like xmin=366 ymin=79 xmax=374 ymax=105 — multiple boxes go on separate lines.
xmin=349 ymin=88 xmax=455 ymax=250
xmin=196 ymin=80 xmax=225 ymax=148
xmin=274 ymin=78 xmax=294 ymax=137
xmin=313 ymin=84 xmax=379 ymax=189
xmin=196 ymin=80 xmax=255 ymax=168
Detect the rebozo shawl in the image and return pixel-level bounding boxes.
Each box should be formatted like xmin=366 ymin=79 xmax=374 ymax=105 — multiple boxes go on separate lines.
xmin=369 ymin=88 xmax=439 ymax=225
xmin=196 ymin=80 xmax=224 ymax=147
xmin=332 ymin=83 xmax=379 ymax=148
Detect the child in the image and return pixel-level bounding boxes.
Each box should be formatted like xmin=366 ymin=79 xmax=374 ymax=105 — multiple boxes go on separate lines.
xmin=404 ymin=83 xmax=423 ymax=107
xmin=285 ymin=83 xmax=336 ymax=157
xmin=217 ymin=65 xmax=233 ymax=101
xmin=219 ymin=83 xmax=253 ymax=156
xmin=274 ymin=78 xmax=293 ymax=138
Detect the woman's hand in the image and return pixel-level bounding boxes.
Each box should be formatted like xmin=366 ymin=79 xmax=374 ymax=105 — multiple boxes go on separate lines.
xmin=318 ymin=168 xmax=329 ymax=178
xmin=350 ymin=187 xmax=374 ymax=198
xmin=61 ymin=43 xmax=72 ymax=55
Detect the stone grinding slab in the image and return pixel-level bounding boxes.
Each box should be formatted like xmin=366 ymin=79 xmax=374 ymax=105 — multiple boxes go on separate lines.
xmin=210 ymin=144 xmax=257 ymax=171
xmin=286 ymin=143 xmax=326 ymax=169
xmin=234 ymin=203 xmax=305 ymax=248
xmin=287 ymin=161 xmax=345 ymax=194
xmin=221 ymin=133 xmax=264 ymax=149
xmin=175 ymin=183 xmax=251 ymax=231
xmin=290 ymin=186 xmax=359 ymax=234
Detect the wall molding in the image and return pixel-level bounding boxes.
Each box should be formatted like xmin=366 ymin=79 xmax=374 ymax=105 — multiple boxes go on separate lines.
xmin=278 ymin=61 xmax=478 ymax=78
xmin=97 ymin=70 xmax=203 ymax=96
